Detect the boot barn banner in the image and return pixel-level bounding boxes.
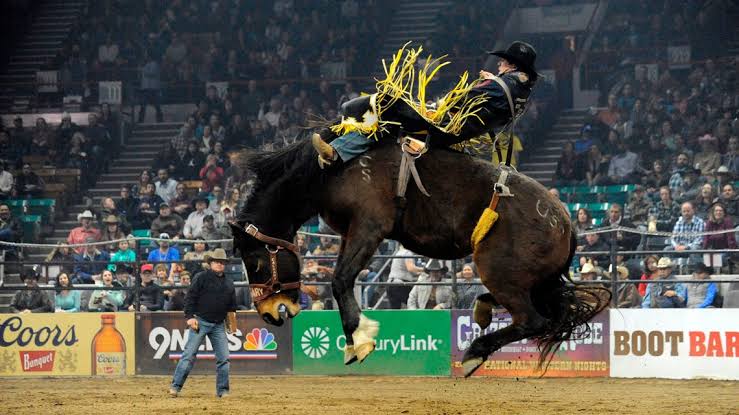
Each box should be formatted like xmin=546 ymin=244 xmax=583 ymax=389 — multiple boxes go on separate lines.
xmin=451 ymin=310 xmax=610 ymax=377
xmin=135 ymin=312 xmax=292 ymax=375
xmin=610 ymin=309 xmax=738 ymax=380
xmin=0 ymin=313 xmax=135 ymax=376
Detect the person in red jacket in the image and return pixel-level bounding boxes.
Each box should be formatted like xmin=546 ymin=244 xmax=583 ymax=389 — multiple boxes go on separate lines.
xmin=199 ymin=154 xmax=224 ymax=193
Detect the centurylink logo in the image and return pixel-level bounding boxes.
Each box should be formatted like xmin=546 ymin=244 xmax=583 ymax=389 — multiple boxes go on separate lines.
xmin=301 ymin=327 xmax=330 ymax=359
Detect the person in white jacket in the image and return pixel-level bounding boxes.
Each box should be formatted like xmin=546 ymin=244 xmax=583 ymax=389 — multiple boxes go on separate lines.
xmin=407 ymin=259 xmax=454 ymax=310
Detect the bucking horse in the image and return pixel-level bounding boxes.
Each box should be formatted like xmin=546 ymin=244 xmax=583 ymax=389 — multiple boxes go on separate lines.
xmin=229 ymin=47 xmax=609 ymax=377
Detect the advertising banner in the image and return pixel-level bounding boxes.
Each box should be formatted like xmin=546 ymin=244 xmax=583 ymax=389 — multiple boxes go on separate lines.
xmin=451 ymin=310 xmax=609 ymax=377
xmin=292 ymin=310 xmax=450 ymax=376
xmin=610 ymin=309 xmax=738 ymax=380
xmin=0 ymin=313 xmax=135 ymax=376
xmin=135 ymin=312 xmax=292 ymax=375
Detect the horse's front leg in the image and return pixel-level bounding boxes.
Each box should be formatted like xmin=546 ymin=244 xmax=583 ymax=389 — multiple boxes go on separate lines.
xmin=331 ymin=228 xmax=384 ymax=365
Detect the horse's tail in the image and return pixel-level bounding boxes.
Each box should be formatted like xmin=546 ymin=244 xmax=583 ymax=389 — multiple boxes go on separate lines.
xmin=530 ymin=230 xmax=611 ymax=370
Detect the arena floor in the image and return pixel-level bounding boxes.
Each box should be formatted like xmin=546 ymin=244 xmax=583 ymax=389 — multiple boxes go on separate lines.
xmin=0 ymin=376 xmax=736 ymax=414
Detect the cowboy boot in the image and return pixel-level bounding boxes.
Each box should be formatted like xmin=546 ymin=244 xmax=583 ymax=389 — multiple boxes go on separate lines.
xmin=311 ymin=133 xmax=338 ymax=169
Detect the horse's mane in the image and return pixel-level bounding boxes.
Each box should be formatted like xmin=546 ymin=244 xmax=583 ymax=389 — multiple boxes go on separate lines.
xmin=235 ymin=139 xmax=322 ymax=225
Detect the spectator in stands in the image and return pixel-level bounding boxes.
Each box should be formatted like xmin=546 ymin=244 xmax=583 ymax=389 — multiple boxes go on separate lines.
xmin=9 ymin=117 xmax=30 ymax=154
xmin=694 ymin=184 xmax=718 ymax=219
xmin=703 ymin=203 xmax=736 ymax=261
xmin=199 ymin=155 xmax=225 ymax=193
xmin=67 ymin=210 xmax=101 ymax=254
xmin=53 ymin=272 xmax=79 ymax=312
xmin=637 ymin=255 xmax=659 ymax=297
xmin=674 ymin=167 xmax=702 ymax=204
xmin=208 ymin=114 xmax=226 ymax=142
xmin=98 ymin=197 xmax=130 ymax=234
xmin=210 ymin=142 xmax=230 ymax=169
xmin=150 ymin=203 xmax=184 ymax=240
xmin=208 ymin=186 xmax=225 ymax=214
xmin=13 ymin=163 xmax=45 ymax=199
xmin=584 ymin=145 xmax=609 ymax=186
xmin=554 ymin=141 xmax=579 ymax=185
xmin=164 ymin=270 xmax=190 ymax=311
xmin=0 ymin=131 xmax=22 ymax=169
xmin=686 ymin=262 xmax=719 ymax=308
xmin=10 ymin=268 xmax=52 ymax=313
xmin=625 ymin=185 xmax=652 ymax=228
xmin=183 ymin=237 xmax=209 ymax=275
xmin=719 ymin=183 xmax=739 ymax=221
xmin=200 ymin=126 xmax=216 ymax=154
xmin=606 ymin=142 xmax=639 ymax=184
xmin=721 ymin=136 xmax=739 ymax=176
xmin=407 ymin=259 xmax=453 ymax=310
xmin=84 ymin=113 xmax=111 ymax=175
xmin=643 ymin=159 xmax=670 ymax=192
xmin=221 ymin=188 xmax=241 ymax=213
xmin=88 ymin=269 xmax=124 ymax=312
xmin=642 ymin=257 xmax=687 ymax=308
xmin=45 ymin=242 xmax=74 ymax=276
xmin=600 ymin=204 xmax=639 ymax=251
xmin=100 ymin=215 xmax=126 ymax=253
xmin=147 ymin=233 xmax=180 ymax=269
xmin=138 ymin=183 xmax=165 ymax=228
xmin=0 ymin=161 xmax=14 ymax=199
xmin=138 ymin=50 xmax=164 ymax=123
xmin=132 ymin=170 xmax=153 ymax=197
xmin=668 ymin=153 xmax=691 ymax=196
xmin=110 ymin=238 xmax=136 ymax=265
xmin=694 ymin=134 xmax=722 ymax=177
xmin=72 ymin=237 xmax=109 ymax=284
xmin=226 ymin=114 xmax=255 ymax=149
xmin=200 ymin=214 xmax=227 ymax=245
xmin=609 ymin=265 xmax=640 ymax=308
xmin=114 ymin=264 xmax=133 ymax=288
xmin=155 ymin=168 xmax=178 ymax=205
xmin=126 ymin=264 xmax=163 ymax=311
xmin=649 ymin=186 xmax=681 ymax=231
xmin=172 ymin=121 xmax=196 ymax=159
xmin=387 ymin=244 xmax=423 ymax=309
xmin=0 ymin=203 xmax=22 ymax=259
xmin=573 ymin=208 xmax=593 ymax=246
xmin=456 ymin=263 xmax=485 ymax=309
xmin=204 ymin=85 xmax=223 ymax=117
xmin=30 ymin=117 xmax=53 ymax=156
xmin=180 ymin=140 xmax=206 ymax=180
xmin=116 ymin=185 xmax=141 ymax=229
xmin=183 ymin=197 xmax=209 ymax=239
xmin=577 ymin=230 xmax=609 ymax=266
xmin=170 ymin=184 xmax=192 ymax=219
xmin=669 ymin=202 xmax=705 ymax=254
xmin=154 ymin=264 xmax=170 ymax=286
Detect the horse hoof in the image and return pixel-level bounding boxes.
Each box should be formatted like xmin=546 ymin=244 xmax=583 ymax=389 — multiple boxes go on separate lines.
xmin=355 ymin=341 xmax=376 ymax=363
xmin=352 ymin=315 xmax=379 ymax=363
xmin=473 ymin=300 xmax=493 ymax=329
xmin=461 ymin=357 xmax=484 ymax=377
xmin=344 ymin=345 xmax=358 ymax=365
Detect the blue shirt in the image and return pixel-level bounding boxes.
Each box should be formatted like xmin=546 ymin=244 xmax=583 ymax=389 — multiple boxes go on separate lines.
xmin=147 ymin=247 xmax=180 ymax=268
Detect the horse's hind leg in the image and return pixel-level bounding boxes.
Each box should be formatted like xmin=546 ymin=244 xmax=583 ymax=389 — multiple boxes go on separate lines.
xmin=331 ymin=224 xmax=385 ymax=365
xmin=472 ymin=293 xmax=498 ymax=329
xmin=462 ymin=257 xmax=549 ymax=376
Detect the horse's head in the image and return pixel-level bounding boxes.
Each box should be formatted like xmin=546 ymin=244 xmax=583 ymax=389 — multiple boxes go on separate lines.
xmin=230 ymin=223 xmax=302 ymax=326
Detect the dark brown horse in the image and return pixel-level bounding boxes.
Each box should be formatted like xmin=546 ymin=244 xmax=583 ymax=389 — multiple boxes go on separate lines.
xmin=230 ymin=135 xmax=609 ymax=376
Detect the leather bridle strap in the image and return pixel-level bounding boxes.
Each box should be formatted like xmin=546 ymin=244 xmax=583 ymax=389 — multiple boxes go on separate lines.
xmin=244 ymin=223 xmax=300 ymax=256
xmin=242 ymin=223 xmax=302 ymax=302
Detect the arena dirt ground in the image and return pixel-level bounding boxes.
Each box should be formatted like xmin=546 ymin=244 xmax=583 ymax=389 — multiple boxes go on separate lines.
xmin=0 ymin=376 xmax=736 ymax=414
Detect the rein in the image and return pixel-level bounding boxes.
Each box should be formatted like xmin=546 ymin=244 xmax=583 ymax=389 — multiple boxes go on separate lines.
xmin=243 ymin=223 xmax=302 ymax=302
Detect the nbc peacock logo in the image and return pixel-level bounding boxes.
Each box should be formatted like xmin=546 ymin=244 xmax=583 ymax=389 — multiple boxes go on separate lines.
xmin=301 ymin=327 xmax=330 ymax=359
xmin=238 ymin=328 xmax=278 ymax=360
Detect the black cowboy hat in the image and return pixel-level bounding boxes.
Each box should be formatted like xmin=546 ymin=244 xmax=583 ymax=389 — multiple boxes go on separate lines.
xmin=487 ymin=41 xmax=539 ymax=80
xmin=424 ymin=259 xmax=448 ymax=273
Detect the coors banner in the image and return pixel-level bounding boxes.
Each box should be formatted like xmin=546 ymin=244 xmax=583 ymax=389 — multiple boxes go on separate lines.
xmin=135 ymin=312 xmax=292 ymax=375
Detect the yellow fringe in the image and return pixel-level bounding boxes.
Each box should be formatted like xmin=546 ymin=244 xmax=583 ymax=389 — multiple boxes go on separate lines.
xmin=470 ymin=208 xmax=499 ymax=251
xmin=332 ymin=43 xmax=489 ymax=149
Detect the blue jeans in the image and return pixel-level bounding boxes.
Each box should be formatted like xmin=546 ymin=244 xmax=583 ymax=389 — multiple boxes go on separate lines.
xmin=170 ymin=317 xmax=230 ymax=395
xmin=330 ymin=131 xmax=372 ymax=162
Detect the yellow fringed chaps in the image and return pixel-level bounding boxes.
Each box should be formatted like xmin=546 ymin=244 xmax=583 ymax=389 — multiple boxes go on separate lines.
xmin=470 ymin=208 xmax=499 ymax=251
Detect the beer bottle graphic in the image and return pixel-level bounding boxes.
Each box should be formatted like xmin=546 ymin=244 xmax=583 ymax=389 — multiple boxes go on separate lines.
xmin=91 ymin=314 xmax=126 ymax=375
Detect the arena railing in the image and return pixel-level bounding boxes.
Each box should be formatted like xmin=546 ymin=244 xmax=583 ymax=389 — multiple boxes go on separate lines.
xmin=1 ymin=228 xmax=737 ymax=311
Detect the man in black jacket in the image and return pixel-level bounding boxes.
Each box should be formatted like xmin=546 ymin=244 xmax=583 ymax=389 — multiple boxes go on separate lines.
xmin=10 ymin=268 xmax=52 ymax=313
xmin=126 ymin=263 xmax=163 ymax=311
xmin=0 ymin=203 xmax=23 ymax=261
xmin=170 ymin=248 xmax=236 ymax=398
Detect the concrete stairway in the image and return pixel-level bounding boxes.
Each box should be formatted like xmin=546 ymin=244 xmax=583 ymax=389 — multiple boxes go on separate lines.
xmin=0 ymin=0 xmax=86 ymax=112
xmin=518 ymin=108 xmax=590 ymax=188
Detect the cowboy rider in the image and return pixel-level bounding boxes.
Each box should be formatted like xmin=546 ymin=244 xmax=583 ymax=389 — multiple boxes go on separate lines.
xmin=312 ymin=41 xmax=539 ymax=166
